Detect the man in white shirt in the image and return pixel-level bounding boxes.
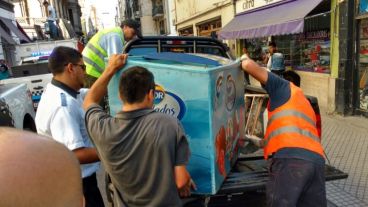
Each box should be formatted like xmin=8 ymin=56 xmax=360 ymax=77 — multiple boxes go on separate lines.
xmin=35 ymin=46 xmax=104 ymax=207
xmin=43 ymin=1 xmax=58 ymax=39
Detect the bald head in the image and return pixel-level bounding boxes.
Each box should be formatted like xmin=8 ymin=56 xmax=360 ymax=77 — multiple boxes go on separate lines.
xmin=0 ymin=128 xmax=83 ymax=207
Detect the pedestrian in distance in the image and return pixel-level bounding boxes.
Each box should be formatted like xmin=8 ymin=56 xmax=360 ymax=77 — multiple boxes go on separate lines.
xmin=35 ymin=46 xmax=104 ymax=207
xmin=0 ymin=127 xmax=84 ymax=207
xmin=83 ymin=54 xmax=196 ymax=207
xmin=241 ymin=55 xmax=326 ymax=207
xmin=43 ymin=1 xmax=58 ymax=39
xmin=265 ymin=42 xmax=285 ymax=76
xmin=82 ymin=19 xmax=142 ymax=83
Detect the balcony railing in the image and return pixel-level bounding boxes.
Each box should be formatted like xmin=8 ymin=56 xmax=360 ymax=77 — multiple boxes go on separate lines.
xmin=152 ymin=4 xmax=163 ymax=19
xmin=16 ymin=17 xmax=47 ymax=28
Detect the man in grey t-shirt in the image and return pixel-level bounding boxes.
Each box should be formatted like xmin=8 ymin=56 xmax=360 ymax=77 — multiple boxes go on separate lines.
xmin=83 ymin=54 xmax=195 ymax=207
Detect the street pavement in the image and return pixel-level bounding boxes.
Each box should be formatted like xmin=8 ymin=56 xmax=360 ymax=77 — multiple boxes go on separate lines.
xmin=323 ymin=113 xmax=368 ymax=206
xmin=96 ymin=112 xmax=368 ymax=206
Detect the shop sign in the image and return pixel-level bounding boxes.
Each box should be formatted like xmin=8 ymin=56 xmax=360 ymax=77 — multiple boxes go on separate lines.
xmin=295 ymin=30 xmax=330 ymax=40
xmin=235 ymin=0 xmax=285 ymax=14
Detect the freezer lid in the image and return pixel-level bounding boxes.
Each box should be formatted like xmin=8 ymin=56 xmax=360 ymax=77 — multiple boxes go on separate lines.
xmin=143 ymin=52 xmax=222 ymax=67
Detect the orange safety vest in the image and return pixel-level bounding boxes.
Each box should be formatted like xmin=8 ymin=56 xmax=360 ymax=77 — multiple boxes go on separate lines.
xmin=263 ymin=83 xmax=324 ymax=159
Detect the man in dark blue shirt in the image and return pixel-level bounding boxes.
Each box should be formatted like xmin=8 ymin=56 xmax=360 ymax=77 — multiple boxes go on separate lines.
xmin=241 ymin=55 xmax=326 ymax=207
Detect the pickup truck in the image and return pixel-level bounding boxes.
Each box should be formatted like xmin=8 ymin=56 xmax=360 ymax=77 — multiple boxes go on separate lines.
xmin=0 ymin=39 xmax=78 ymax=110
xmin=119 ymin=36 xmax=348 ymax=206
xmin=0 ymin=73 xmax=52 ymax=110
xmin=0 ymin=53 xmax=53 ymax=110
xmin=0 ymin=83 xmax=36 ymax=131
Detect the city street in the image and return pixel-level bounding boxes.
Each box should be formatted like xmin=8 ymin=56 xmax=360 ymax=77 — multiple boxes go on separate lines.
xmin=2 ymin=0 xmax=368 ymax=206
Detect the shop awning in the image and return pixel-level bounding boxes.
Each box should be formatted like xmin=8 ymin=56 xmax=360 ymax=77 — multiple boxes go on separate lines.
xmin=0 ymin=17 xmax=30 ymax=43
xmin=219 ymin=0 xmax=323 ymax=39
xmin=0 ymin=25 xmax=16 ymax=44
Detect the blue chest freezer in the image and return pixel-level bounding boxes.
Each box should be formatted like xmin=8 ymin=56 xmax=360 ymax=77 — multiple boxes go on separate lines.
xmin=107 ymin=53 xmax=245 ymax=194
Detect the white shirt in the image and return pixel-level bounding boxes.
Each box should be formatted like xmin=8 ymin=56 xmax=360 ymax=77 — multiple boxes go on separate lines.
xmin=47 ymin=5 xmax=56 ymax=21
xmin=267 ymin=54 xmax=272 ymax=69
xmin=35 ymin=82 xmax=99 ymax=178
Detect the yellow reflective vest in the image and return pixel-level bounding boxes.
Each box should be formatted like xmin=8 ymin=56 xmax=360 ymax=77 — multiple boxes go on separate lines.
xmin=82 ymin=27 xmax=124 ymax=78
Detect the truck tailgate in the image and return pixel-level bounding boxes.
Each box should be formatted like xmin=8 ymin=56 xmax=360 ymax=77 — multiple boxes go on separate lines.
xmin=217 ymin=155 xmax=348 ymax=194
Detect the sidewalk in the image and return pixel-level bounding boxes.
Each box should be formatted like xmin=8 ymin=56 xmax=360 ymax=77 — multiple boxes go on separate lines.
xmin=323 ymin=113 xmax=368 ymax=206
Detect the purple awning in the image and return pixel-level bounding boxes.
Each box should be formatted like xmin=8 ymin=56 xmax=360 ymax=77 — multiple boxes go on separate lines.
xmin=219 ymin=0 xmax=323 ymax=39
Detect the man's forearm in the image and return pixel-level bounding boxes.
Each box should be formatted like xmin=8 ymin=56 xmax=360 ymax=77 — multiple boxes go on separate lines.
xmin=241 ymin=58 xmax=269 ymax=85
xmin=73 ymin=147 xmax=100 ymax=164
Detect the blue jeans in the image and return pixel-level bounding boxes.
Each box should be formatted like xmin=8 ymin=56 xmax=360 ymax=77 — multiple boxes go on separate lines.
xmin=266 ymin=158 xmax=326 ymax=207
xmin=47 ymin=20 xmax=58 ymax=39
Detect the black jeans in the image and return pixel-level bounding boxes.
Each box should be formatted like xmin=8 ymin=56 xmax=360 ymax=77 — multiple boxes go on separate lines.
xmin=83 ymin=173 xmax=105 ymax=207
xmin=266 ymin=158 xmax=326 ymax=207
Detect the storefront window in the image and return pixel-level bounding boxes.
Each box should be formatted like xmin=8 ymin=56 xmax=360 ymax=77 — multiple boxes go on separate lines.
xmin=178 ymin=27 xmax=194 ymax=36
xmin=197 ymin=18 xmax=222 ymax=37
xmin=242 ymin=30 xmax=331 ymax=74
xmin=276 ymin=31 xmax=331 ymax=74
xmin=359 ymin=19 xmax=368 ymax=111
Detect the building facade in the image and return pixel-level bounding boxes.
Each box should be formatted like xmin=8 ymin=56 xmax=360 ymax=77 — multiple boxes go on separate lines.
xmin=0 ymin=0 xmax=30 ymax=66
xmin=338 ymin=0 xmax=368 ymax=116
xmin=117 ymin=0 xmax=174 ymax=36
xmin=13 ymin=0 xmax=82 ymax=39
xmin=218 ymin=0 xmax=336 ymax=112
xmin=173 ymin=0 xmax=237 ymax=56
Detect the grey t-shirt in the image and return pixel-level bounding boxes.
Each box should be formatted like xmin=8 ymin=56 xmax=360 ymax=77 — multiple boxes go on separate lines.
xmin=85 ymin=104 xmax=190 ymax=207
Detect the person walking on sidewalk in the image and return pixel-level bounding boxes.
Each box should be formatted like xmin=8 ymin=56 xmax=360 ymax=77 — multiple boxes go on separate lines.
xmin=35 ymin=46 xmax=104 ymax=207
xmin=83 ymin=55 xmax=195 ymax=206
xmin=82 ymin=19 xmax=142 ymax=83
xmin=241 ymin=55 xmax=326 ymax=207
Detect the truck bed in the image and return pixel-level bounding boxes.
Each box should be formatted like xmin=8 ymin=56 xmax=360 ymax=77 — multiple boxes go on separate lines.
xmin=217 ymin=155 xmax=348 ymax=194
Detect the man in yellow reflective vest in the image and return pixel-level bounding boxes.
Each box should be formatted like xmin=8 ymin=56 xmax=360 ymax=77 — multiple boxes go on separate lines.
xmin=241 ymin=55 xmax=326 ymax=207
xmin=82 ymin=19 xmax=142 ymax=82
